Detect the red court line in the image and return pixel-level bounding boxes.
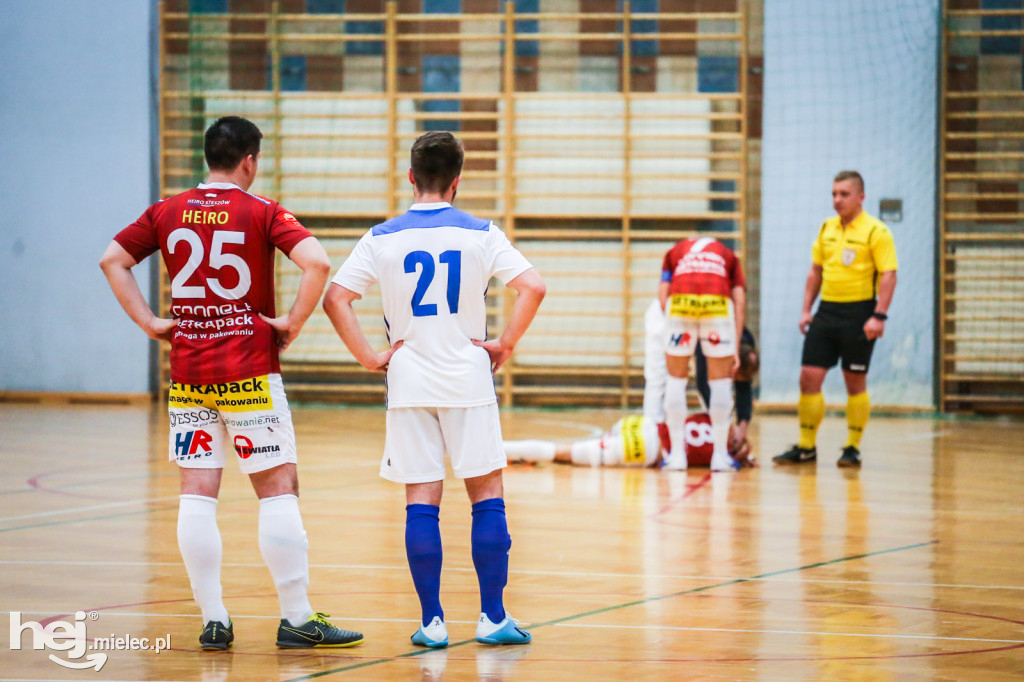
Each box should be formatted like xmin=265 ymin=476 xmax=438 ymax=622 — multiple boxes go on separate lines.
xmin=649 ymin=472 xmax=713 ymax=518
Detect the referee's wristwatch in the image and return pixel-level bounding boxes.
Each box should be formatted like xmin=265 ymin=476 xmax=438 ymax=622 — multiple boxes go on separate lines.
xmin=871 ymin=312 xmax=888 ymax=321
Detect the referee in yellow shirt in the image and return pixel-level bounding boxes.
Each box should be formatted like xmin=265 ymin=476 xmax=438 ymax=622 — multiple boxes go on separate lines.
xmin=773 ymin=170 xmax=898 ymax=468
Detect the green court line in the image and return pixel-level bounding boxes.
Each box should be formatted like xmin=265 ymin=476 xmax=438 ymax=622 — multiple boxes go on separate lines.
xmin=283 ymin=539 xmax=938 ymax=680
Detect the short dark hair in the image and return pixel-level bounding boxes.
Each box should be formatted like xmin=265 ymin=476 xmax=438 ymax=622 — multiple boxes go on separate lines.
xmin=736 ymin=340 xmax=760 ymax=382
xmin=410 ymin=131 xmax=464 ymax=194
xmin=833 ymin=170 xmax=864 ymax=193
xmin=205 ymin=116 xmax=262 ymax=172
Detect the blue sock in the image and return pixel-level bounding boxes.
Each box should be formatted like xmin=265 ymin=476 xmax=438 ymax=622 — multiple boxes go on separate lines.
xmin=405 ymin=504 xmax=443 ymax=627
xmin=471 ymin=498 xmax=511 ymax=624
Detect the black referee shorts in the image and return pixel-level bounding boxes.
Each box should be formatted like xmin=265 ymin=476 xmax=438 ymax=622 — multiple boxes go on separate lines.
xmin=801 ymin=300 xmax=877 ymax=373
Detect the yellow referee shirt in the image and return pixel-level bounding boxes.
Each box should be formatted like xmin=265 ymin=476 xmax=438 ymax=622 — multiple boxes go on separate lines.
xmin=811 ymin=211 xmax=898 ymax=303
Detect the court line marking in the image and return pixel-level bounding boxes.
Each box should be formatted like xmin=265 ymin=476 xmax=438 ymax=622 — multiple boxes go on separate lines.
xmin=0 ymin=496 xmax=181 ymax=522
xmin=525 ymin=417 xmax=605 ymax=439
xmin=5 ymin=559 xmax=1024 ymax=592
xmin=280 ymin=539 xmax=941 ymax=680
xmin=6 ymin=610 xmax=1021 ymax=645
xmin=894 ymin=429 xmax=951 ymax=442
xmin=549 ymin=622 xmax=1024 ymax=644
xmin=0 ymin=505 xmax=181 ymax=534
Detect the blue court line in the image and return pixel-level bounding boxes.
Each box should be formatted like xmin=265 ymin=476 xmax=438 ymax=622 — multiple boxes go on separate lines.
xmin=281 ymin=540 xmax=938 ymax=680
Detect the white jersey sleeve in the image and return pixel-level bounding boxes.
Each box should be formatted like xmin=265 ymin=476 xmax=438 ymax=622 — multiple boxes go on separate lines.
xmin=332 ymin=231 xmax=379 ymax=295
xmin=488 ymin=225 xmax=532 ymax=285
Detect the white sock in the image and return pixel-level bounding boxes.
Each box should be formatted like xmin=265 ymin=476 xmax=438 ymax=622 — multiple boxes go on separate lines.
xmin=503 ymin=439 xmax=557 ymax=462
xmin=708 ymin=378 xmax=734 ymax=458
xmin=177 ymin=494 xmax=230 ymax=626
xmin=258 ymin=494 xmax=314 ymax=626
xmin=665 ymin=376 xmax=689 ymax=460
xmin=569 ymin=438 xmax=603 ymax=466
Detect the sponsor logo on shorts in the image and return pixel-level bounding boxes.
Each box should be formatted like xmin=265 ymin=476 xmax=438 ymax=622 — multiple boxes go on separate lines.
xmin=169 ymin=408 xmax=220 ymax=428
xmin=668 ymin=332 xmax=691 ymax=348
xmin=168 ymin=376 xmax=274 ymax=412
xmin=708 ymin=332 xmax=721 ymax=346
xmin=849 ymin=364 xmax=867 ymax=371
xmin=668 ymin=293 xmax=729 ymax=319
xmin=222 ymin=414 xmax=280 ymax=428
xmin=174 ymin=430 xmax=214 ymax=461
xmin=232 ymin=435 xmax=281 ymax=460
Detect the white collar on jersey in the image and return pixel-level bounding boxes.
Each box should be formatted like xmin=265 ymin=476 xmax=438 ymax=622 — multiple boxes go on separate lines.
xmin=409 ymin=202 xmax=452 ymax=211
xmin=197 ymin=182 xmax=242 ymax=191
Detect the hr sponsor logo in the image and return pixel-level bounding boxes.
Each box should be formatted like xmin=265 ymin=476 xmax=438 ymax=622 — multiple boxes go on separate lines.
xmin=175 ymin=429 xmax=214 ymax=461
xmin=668 ymin=332 xmax=692 ymax=348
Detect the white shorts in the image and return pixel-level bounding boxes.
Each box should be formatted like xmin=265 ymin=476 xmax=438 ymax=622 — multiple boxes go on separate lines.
xmin=381 ymin=404 xmax=506 ymax=483
xmin=167 ymin=373 xmax=297 ymax=475
xmin=664 ymin=301 xmax=737 ymax=358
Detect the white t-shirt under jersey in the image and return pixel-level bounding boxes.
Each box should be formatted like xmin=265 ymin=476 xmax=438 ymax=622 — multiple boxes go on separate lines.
xmin=333 ymin=202 xmax=533 ymax=408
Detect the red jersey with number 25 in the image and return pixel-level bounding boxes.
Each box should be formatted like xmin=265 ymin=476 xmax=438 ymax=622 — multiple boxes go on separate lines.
xmin=114 ymin=182 xmax=313 ymax=384
xmin=661 ymin=237 xmax=745 ymax=297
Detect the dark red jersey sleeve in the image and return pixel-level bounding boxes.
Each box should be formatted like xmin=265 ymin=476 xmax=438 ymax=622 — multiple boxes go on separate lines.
xmin=114 ymin=203 xmax=162 ymax=263
xmin=661 ymin=247 xmax=676 ymax=282
xmin=267 ymin=204 xmax=314 ymax=256
xmin=730 ymin=252 xmax=746 ymax=290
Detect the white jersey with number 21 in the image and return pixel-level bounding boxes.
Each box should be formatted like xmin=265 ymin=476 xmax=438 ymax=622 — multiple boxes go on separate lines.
xmin=332 ymin=202 xmax=533 ymax=408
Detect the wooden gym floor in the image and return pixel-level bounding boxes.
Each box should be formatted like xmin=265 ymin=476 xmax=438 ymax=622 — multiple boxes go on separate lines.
xmin=1 ymin=402 xmax=1023 ymax=681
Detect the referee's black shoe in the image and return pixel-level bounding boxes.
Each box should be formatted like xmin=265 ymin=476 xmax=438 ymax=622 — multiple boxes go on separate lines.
xmin=837 ymin=446 xmax=862 ymax=468
xmin=772 ymin=445 xmax=817 ymax=465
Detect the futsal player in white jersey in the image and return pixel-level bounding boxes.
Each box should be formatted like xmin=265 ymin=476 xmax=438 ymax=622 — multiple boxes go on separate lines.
xmin=323 ymin=131 xmax=545 ymax=648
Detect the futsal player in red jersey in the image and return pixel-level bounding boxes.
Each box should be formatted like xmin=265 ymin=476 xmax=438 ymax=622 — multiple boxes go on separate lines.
xmin=100 ymin=116 xmax=364 ymax=651
xmin=659 ymin=237 xmax=746 ymax=472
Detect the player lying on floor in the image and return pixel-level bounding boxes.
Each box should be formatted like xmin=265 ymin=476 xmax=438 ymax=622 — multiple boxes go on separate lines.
xmin=503 ymin=413 xmax=755 ymax=469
